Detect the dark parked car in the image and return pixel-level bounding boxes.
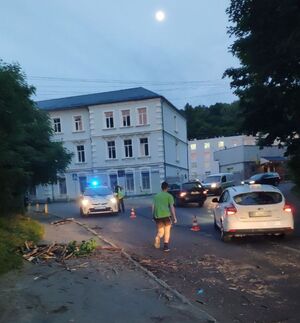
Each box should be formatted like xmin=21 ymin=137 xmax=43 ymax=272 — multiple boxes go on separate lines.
xmin=241 ymin=172 xmax=281 ymax=186
xmin=168 ymin=181 xmax=207 ymax=207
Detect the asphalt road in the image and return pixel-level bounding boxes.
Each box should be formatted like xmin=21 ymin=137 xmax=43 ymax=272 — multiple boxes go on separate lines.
xmin=46 ymin=183 xmax=300 ymax=323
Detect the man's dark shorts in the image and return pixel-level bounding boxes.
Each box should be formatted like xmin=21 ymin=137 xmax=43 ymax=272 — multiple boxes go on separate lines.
xmin=154 ymin=217 xmax=171 ymax=225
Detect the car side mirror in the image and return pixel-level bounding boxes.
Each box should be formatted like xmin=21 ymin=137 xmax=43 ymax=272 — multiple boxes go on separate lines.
xmin=212 ymin=198 xmax=219 ymax=203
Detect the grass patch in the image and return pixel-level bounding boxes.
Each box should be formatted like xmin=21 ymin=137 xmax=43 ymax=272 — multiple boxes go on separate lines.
xmin=0 ymin=215 xmax=44 ymax=275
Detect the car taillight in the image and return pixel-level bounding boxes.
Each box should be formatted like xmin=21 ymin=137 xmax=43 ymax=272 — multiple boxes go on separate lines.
xmin=225 ymin=204 xmax=237 ymax=216
xmin=283 ymin=204 xmax=292 ymax=213
xmin=180 ymin=192 xmax=187 ymax=197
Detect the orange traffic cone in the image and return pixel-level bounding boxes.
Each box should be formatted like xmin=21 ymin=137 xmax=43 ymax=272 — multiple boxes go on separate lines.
xmin=130 ymin=208 xmax=136 ymax=219
xmin=191 ymin=216 xmax=200 ymax=232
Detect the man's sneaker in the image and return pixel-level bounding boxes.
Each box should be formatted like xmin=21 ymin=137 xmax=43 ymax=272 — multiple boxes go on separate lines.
xmin=163 ymin=244 xmax=170 ymax=252
xmin=154 ymin=237 xmax=160 ymax=249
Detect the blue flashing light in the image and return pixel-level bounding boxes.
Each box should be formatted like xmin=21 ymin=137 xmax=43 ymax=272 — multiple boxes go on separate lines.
xmin=91 ymin=180 xmax=99 ymax=187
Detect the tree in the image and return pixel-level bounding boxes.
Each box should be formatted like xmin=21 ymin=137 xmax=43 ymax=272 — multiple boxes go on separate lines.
xmin=224 ymin=0 xmax=300 ymax=185
xmin=0 ymin=60 xmax=72 ymax=215
xmin=183 ymin=101 xmax=243 ymax=140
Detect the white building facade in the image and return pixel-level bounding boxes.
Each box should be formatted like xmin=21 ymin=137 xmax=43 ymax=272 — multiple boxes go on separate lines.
xmin=188 ymin=135 xmax=256 ymax=181
xmin=33 ymin=87 xmax=188 ymax=201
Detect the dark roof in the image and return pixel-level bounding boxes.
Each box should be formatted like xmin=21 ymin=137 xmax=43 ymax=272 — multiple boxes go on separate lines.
xmin=261 ymin=156 xmax=286 ymax=162
xmin=36 ymin=87 xmax=162 ymax=111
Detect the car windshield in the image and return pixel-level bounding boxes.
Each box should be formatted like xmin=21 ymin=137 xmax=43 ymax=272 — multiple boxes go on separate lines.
xmin=84 ymin=187 xmax=112 ymax=196
xmin=233 ymin=192 xmax=283 ymax=205
xmin=182 ymin=182 xmax=202 ymax=190
xmin=249 ymin=174 xmax=264 ymax=180
xmin=203 ymin=176 xmax=221 ymax=183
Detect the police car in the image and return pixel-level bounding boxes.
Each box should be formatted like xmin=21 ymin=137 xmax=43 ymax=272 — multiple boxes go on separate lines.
xmin=80 ymin=185 xmax=118 ymax=216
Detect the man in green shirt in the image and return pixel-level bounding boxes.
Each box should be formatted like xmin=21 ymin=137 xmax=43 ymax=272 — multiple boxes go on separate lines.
xmin=152 ymin=181 xmax=177 ymax=252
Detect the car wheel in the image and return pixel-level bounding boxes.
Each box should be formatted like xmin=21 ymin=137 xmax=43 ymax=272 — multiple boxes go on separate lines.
xmin=220 ymin=223 xmax=231 ymax=242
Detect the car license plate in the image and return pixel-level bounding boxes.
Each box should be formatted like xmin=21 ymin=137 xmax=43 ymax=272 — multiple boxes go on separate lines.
xmin=249 ymin=211 xmax=272 ymax=217
xmin=191 ymin=191 xmax=199 ymax=195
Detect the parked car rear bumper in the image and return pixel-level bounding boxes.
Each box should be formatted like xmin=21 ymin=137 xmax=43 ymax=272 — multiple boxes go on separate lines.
xmin=226 ymin=227 xmax=294 ymax=236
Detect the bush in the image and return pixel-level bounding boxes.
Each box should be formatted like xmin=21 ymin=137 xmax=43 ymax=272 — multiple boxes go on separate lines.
xmin=0 ymin=215 xmax=44 ymax=275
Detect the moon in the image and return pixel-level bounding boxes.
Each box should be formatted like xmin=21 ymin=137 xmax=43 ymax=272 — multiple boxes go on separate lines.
xmin=155 ymin=10 xmax=165 ymax=22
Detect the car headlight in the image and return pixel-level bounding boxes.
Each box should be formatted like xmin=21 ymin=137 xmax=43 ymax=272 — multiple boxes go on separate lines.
xmin=249 ymin=180 xmax=255 ymax=184
xmin=81 ymin=199 xmax=89 ymax=206
xmin=211 ymin=183 xmax=217 ymax=188
xmin=241 ymin=181 xmax=245 ymax=184
xmin=180 ymin=192 xmax=187 ymax=197
xmin=110 ymin=197 xmax=117 ymax=204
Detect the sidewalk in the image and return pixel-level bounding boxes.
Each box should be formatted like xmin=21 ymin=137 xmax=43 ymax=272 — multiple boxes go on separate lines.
xmin=0 ymin=212 xmax=215 ymax=323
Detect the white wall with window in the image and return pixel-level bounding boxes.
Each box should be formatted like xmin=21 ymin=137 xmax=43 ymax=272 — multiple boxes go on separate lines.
xmin=121 ymin=109 xmax=131 ymax=127
xmin=73 ymin=115 xmax=83 ymax=132
xmin=52 ymin=117 xmax=62 ymax=133
xmin=188 ymin=135 xmax=257 ymax=181
xmin=104 ymin=111 xmax=114 ymax=129
xmin=139 ymin=137 xmax=149 ymax=157
xmin=107 ymin=140 xmax=116 ymax=159
xmin=136 ymin=107 xmax=148 ymax=126
xmin=34 ymin=91 xmax=188 ymax=200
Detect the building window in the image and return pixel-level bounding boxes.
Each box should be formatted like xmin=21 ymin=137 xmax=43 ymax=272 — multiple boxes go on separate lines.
xmin=53 ymin=118 xmax=61 ymax=133
xmin=141 ymin=170 xmax=150 ymax=190
xmin=137 ymin=107 xmax=147 ymax=125
xmin=105 ymin=111 xmax=114 ymax=128
xmin=204 ymin=142 xmax=210 ymax=149
xmin=124 ymin=139 xmax=133 ymax=158
xmin=218 ymin=141 xmax=224 ymax=149
xmin=139 ymin=137 xmax=149 ymax=157
xmin=58 ymin=177 xmax=67 ymax=195
xmin=77 ymin=145 xmax=85 ymax=163
xmin=107 ymin=141 xmax=116 ymax=159
xmin=74 ymin=116 xmax=83 ymax=132
xmin=190 ymin=143 xmax=196 ymax=150
xmin=121 ymin=110 xmax=131 ymax=127
xmin=125 ymin=172 xmax=134 ymax=192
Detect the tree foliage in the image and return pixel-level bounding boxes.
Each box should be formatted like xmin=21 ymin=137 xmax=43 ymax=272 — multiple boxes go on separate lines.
xmin=183 ymin=101 xmax=243 ymax=140
xmin=224 ymin=0 xmax=300 ymax=185
xmin=0 ymin=61 xmax=72 ymax=215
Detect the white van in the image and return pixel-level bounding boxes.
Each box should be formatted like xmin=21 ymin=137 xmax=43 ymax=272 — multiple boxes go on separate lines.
xmin=202 ymin=173 xmax=234 ymax=195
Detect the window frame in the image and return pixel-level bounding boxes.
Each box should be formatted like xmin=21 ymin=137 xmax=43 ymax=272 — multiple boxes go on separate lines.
xmin=76 ymin=145 xmax=86 ymax=163
xmin=139 ymin=137 xmax=149 ymax=157
xmin=107 ymin=140 xmax=116 ymax=159
xmin=124 ymin=139 xmax=133 ymax=158
xmin=140 ymin=168 xmax=151 ymax=191
xmin=104 ymin=111 xmax=115 ymax=129
xmin=73 ymin=115 xmax=84 ymax=132
xmin=136 ymin=107 xmax=148 ymax=126
xmin=121 ymin=109 xmax=131 ymax=127
xmin=52 ymin=117 xmax=62 ymax=133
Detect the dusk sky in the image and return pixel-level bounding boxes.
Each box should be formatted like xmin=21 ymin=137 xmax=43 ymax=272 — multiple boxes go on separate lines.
xmin=1 ymin=0 xmax=239 ymax=108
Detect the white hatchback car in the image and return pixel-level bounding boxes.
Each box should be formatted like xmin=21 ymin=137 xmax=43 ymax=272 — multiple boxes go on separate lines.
xmin=212 ymin=184 xmax=294 ymax=242
xmin=80 ymin=186 xmax=118 ymax=216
